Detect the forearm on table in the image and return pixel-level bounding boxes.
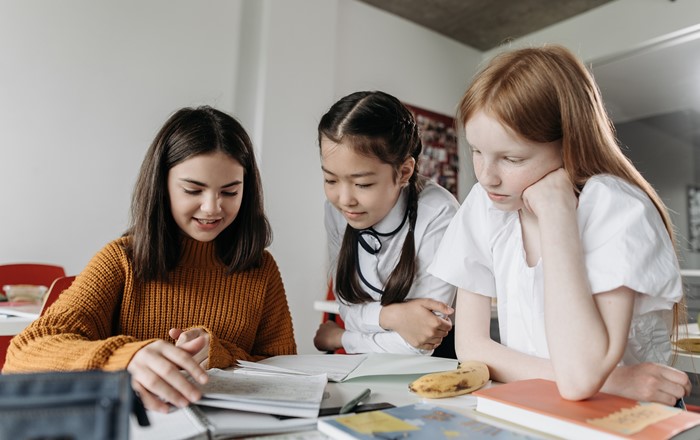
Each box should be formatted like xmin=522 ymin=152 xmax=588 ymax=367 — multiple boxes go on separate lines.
xmin=540 ymin=211 xmax=630 ymax=398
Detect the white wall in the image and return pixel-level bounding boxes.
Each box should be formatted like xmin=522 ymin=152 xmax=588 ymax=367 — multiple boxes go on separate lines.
xmin=234 ymin=0 xmax=337 ymax=355
xmin=334 ymin=0 xmax=482 ymax=200
xmin=0 ymin=0 xmax=482 ymax=355
xmin=616 ymin=114 xmax=697 ymax=267
xmin=0 ymin=0 xmax=242 ymax=272
xmin=5 ymin=0 xmax=698 ymax=354
xmin=234 ymin=0 xmax=481 ymax=354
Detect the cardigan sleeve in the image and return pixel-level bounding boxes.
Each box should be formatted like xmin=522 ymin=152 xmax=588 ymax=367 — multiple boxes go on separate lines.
xmin=3 ymin=239 xmax=156 ymax=373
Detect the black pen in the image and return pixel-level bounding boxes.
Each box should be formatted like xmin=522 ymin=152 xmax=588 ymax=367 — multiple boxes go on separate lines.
xmin=339 ymin=388 xmax=371 ymax=414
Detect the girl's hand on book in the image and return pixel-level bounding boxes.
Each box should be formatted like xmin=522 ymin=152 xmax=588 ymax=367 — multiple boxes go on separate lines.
xmin=170 ymin=327 xmax=210 ymax=368
xmin=603 ymin=362 xmax=691 ymax=406
xmin=381 ymin=299 xmax=453 ymax=350
xmin=127 ymin=339 xmax=209 ymax=413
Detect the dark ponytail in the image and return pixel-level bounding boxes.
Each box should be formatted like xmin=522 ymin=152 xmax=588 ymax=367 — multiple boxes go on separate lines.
xmin=318 ymin=91 xmax=424 ymax=305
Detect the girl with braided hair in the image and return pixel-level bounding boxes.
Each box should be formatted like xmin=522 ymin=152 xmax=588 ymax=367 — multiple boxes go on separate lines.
xmin=313 ymin=90 xmax=459 ymax=355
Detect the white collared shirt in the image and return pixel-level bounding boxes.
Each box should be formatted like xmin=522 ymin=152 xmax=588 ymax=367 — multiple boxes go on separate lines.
xmin=428 ymin=175 xmax=682 ymax=364
xmin=325 ymin=180 xmax=459 ymax=354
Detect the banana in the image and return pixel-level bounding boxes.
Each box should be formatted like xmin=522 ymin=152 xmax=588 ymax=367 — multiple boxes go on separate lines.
xmin=408 ymin=360 xmax=489 ymax=398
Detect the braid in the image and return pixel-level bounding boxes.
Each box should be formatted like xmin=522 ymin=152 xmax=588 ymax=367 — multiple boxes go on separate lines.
xmin=381 ymin=175 xmax=421 ymax=305
xmin=319 ymin=90 xmax=425 ymax=305
xmin=335 ymin=226 xmax=373 ymax=304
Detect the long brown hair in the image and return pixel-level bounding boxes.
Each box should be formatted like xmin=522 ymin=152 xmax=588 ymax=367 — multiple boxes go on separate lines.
xmin=318 ymin=91 xmax=424 ymax=305
xmin=127 ymin=106 xmax=271 ymax=282
xmin=459 ymin=45 xmax=684 ymax=333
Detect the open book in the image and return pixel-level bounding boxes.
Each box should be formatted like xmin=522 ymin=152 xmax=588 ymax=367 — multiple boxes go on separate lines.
xmin=133 ymin=363 xmax=327 ymax=439
xmin=246 ymin=353 xmax=458 ymax=382
xmin=193 ymin=367 xmax=327 ymax=418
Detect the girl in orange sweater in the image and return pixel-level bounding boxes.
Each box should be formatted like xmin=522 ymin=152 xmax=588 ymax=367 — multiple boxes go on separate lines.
xmin=4 ymin=106 xmax=297 ymax=412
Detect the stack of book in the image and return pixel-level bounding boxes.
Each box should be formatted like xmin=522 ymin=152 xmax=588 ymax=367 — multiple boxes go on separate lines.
xmin=473 ymin=379 xmax=700 ymax=440
xmin=318 ymin=379 xmax=700 ymax=440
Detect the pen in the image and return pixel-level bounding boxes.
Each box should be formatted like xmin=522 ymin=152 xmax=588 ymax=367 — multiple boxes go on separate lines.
xmin=339 ymin=388 xmax=371 ymax=414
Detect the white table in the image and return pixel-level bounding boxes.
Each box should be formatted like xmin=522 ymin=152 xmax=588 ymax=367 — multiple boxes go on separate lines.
xmin=133 ymin=356 xmax=554 ymax=439
xmin=0 ymin=315 xmax=34 ymax=335
xmin=320 ymin=375 xmax=554 ymax=439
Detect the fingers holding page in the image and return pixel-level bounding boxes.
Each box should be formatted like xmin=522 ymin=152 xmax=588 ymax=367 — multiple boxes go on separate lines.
xmin=170 ymin=327 xmax=211 ymax=368
xmin=127 ymin=340 xmax=208 ymax=412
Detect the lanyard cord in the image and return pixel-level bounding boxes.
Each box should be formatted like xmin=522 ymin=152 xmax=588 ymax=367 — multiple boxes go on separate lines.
xmin=355 ymin=206 xmax=409 ymax=295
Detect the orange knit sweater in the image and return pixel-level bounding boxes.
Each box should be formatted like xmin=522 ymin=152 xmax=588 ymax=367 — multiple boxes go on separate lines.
xmin=3 ymin=236 xmax=296 ymax=373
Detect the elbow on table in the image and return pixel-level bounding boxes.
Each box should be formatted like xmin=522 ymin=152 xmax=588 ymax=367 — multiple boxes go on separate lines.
xmin=555 ymin=374 xmax=606 ymax=401
xmin=455 ymin=339 xmax=489 ymax=364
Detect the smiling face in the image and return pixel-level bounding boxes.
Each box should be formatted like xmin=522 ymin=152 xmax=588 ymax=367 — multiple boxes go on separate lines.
xmin=466 ymin=110 xmax=563 ymax=212
xmin=167 ymin=151 xmax=245 ymax=242
xmin=320 ymin=136 xmax=413 ymax=230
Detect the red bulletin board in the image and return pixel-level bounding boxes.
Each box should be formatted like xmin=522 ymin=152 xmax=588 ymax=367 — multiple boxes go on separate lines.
xmin=405 ymin=104 xmax=459 ymax=198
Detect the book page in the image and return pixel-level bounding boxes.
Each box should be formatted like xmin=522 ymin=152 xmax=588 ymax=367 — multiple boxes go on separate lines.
xmin=201 ymin=369 xmax=325 ymax=404
xmin=255 ymin=354 xmax=457 ymax=382
xmin=255 ymin=354 xmax=368 ymax=382
xmin=194 ymin=369 xmax=327 ymax=418
xmin=344 ymin=354 xmax=457 ymax=381
xmin=199 ymin=406 xmax=317 ymax=437
xmin=236 ymin=360 xmax=311 ymax=376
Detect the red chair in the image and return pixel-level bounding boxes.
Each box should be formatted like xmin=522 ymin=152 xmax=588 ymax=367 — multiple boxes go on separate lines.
xmin=322 ymin=281 xmax=345 ymax=328
xmin=0 ymin=335 xmax=13 ymax=370
xmin=0 ymin=276 xmax=75 ymax=371
xmin=0 ymin=263 xmax=66 ymax=292
xmin=0 ymin=272 xmax=73 ymax=371
xmin=41 ymin=275 xmax=76 ymax=313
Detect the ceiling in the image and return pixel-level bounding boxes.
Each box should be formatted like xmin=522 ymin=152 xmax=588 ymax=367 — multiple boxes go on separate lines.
xmin=357 ymin=0 xmax=700 ymax=124
xmin=357 ymin=0 xmax=617 ymax=51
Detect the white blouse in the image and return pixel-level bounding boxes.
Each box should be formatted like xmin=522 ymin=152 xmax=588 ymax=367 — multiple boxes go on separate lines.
xmin=325 ymin=180 xmax=459 ymax=354
xmin=428 ymin=174 xmax=682 ymax=365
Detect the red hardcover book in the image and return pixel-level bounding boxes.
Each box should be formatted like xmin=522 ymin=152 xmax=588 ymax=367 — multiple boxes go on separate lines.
xmin=474 ymin=379 xmax=700 ymax=440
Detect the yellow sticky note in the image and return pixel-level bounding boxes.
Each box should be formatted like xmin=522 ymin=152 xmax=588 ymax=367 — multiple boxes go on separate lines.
xmin=336 ymin=411 xmax=419 ymax=434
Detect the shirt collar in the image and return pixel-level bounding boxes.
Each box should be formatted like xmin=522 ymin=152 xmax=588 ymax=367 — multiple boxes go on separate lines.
xmin=371 ymin=187 xmax=408 ymax=235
